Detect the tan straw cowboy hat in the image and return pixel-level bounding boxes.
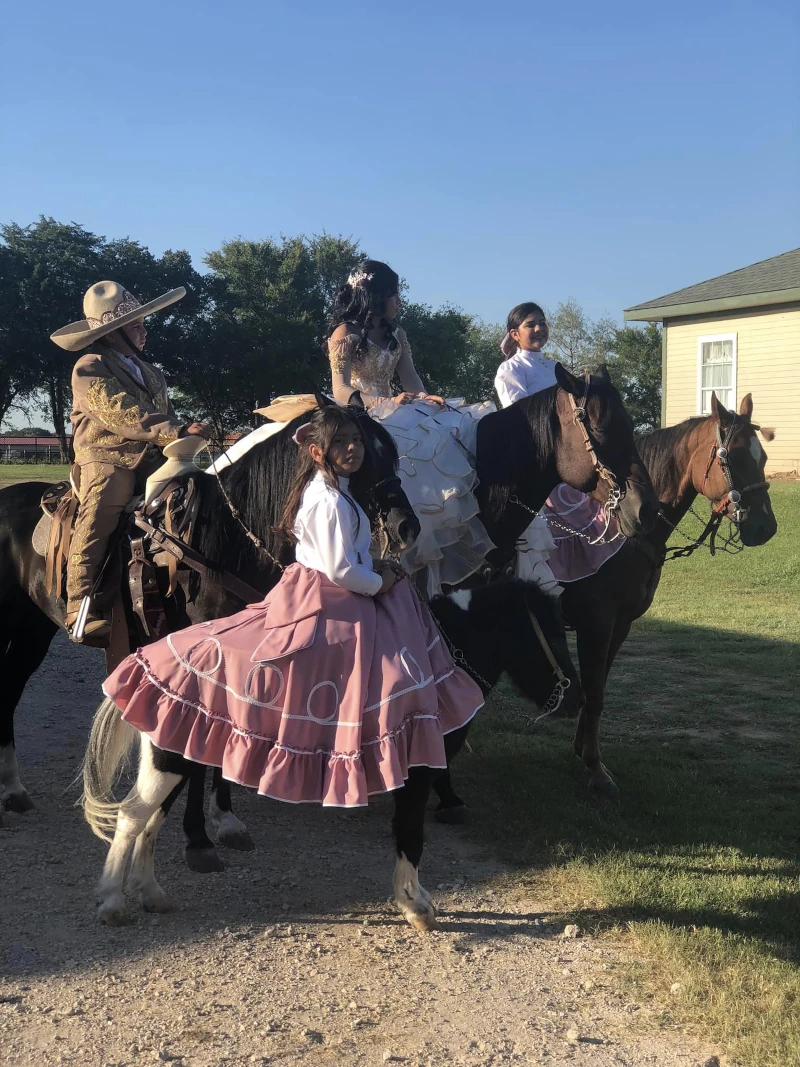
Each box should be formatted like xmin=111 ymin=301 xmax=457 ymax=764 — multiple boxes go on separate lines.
xmin=50 ymin=280 xmax=186 ymax=352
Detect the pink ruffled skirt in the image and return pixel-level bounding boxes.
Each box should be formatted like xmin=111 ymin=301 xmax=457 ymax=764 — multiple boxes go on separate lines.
xmin=103 ymin=564 xmax=483 ymax=807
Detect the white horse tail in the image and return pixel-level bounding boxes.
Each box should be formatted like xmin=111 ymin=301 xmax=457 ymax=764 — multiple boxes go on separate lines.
xmin=82 ymin=696 xmax=138 ymax=842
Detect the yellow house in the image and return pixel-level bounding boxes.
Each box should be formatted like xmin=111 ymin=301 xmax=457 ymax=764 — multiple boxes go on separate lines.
xmin=624 ymin=249 xmax=800 ymax=475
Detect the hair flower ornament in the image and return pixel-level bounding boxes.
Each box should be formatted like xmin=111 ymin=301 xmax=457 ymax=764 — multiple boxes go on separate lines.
xmin=347 ymin=268 xmax=375 ymax=288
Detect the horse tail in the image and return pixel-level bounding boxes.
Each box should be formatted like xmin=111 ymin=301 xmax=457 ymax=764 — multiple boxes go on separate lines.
xmin=81 ymin=696 xmax=138 ymax=842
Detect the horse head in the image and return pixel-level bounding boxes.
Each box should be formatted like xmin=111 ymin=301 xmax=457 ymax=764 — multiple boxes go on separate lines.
xmin=553 ymin=364 xmax=659 ymax=538
xmin=694 ymin=393 xmax=777 ymax=547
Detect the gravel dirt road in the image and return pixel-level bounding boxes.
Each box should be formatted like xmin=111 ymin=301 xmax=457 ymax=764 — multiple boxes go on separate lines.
xmin=2 ymin=634 xmax=720 ymax=1067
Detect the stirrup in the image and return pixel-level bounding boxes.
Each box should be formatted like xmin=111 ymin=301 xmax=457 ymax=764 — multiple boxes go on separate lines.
xmin=67 ymin=597 xmax=111 ymax=644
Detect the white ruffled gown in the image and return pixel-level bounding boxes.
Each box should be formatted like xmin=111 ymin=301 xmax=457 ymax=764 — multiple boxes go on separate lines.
xmin=348 ymin=340 xmax=496 ymax=596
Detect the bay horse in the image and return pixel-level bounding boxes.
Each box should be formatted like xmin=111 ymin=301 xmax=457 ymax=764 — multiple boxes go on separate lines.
xmin=190 ymin=364 xmax=660 ymax=863
xmin=432 ymin=391 xmax=777 ymax=816
xmin=82 ymin=578 xmax=581 ymax=930
xmin=0 ymin=398 xmax=418 ymax=824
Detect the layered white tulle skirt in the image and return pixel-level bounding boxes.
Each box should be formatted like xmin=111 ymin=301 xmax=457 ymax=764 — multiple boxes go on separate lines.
xmin=368 ymin=397 xmax=496 ymax=597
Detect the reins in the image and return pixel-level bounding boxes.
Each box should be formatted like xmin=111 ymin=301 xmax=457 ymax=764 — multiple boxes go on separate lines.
xmin=510 ymin=372 xmax=625 ymax=548
xmin=566 ymin=372 xmax=625 ymax=543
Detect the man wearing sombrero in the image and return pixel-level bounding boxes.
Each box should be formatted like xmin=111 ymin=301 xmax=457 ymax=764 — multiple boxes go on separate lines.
xmin=51 ymin=281 xmax=208 ymax=643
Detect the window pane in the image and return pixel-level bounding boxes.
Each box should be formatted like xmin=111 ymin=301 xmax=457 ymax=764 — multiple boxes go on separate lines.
xmin=702 ymin=363 xmax=730 ymax=388
xmin=702 ymin=340 xmax=729 ymax=365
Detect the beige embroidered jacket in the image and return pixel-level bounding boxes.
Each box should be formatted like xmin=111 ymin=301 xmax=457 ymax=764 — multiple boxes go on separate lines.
xmin=70 ymin=344 xmax=186 ymax=468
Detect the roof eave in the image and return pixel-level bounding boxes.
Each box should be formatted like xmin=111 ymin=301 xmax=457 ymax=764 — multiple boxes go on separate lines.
xmin=624 ymin=287 xmax=800 ymax=322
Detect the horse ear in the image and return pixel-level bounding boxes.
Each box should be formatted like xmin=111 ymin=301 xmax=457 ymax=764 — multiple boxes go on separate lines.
xmin=595 ymin=364 xmax=611 ymax=384
xmin=313 ymin=390 xmax=336 ymax=409
xmin=710 ymin=391 xmax=732 ymax=429
xmin=554 ymin=362 xmax=582 ymax=396
xmin=738 ymin=393 xmax=753 ymax=419
xmin=348 ymin=390 xmax=365 ymax=411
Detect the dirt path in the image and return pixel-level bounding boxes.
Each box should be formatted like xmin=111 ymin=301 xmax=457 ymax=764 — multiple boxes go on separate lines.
xmin=2 ymin=635 xmax=718 ymax=1067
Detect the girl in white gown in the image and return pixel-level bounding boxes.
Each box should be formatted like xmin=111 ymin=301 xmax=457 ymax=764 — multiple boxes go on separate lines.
xmin=327 ymin=261 xmax=494 ymax=596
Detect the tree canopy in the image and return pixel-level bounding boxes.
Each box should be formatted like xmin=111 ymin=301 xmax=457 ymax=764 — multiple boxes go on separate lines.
xmin=0 ymin=218 xmax=662 ymax=449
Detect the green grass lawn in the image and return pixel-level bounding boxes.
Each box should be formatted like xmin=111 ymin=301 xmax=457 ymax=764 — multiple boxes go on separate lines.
xmin=0 ymin=463 xmax=70 ymax=488
xmin=459 ymin=481 xmax=800 ymax=1067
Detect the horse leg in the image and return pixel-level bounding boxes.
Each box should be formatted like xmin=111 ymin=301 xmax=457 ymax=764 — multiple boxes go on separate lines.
xmin=392 ymin=767 xmax=437 ymax=932
xmin=183 ymin=764 xmax=225 ymax=873
xmin=98 ymin=738 xmax=184 ymax=924
xmin=0 ymin=614 xmax=58 ymax=813
xmin=128 ymin=774 xmax=188 ymax=913
xmin=433 ymin=725 xmax=471 ymax=824
xmin=209 ymin=769 xmax=255 ymax=851
xmin=573 ymin=621 xmax=618 ymax=795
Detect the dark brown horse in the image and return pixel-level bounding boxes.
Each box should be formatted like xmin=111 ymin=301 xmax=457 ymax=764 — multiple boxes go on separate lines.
xmin=433 ymin=391 xmax=777 ymax=816
xmin=197 ymin=365 xmax=660 ymax=862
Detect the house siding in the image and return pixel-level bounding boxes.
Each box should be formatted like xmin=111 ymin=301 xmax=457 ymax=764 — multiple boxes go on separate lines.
xmin=664 ymin=305 xmax=800 ymax=474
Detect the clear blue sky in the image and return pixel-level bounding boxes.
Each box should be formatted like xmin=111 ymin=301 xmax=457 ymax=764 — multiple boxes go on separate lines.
xmin=2 ymin=0 xmax=798 ymax=326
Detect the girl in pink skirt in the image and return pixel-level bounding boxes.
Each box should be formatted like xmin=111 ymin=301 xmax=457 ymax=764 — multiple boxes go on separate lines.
xmin=103 ymin=406 xmax=484 ymax=809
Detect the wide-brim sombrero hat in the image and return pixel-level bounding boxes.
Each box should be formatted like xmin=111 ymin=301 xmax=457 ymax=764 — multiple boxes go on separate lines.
xmin=50 ymin=280 xmax=186 ymax=352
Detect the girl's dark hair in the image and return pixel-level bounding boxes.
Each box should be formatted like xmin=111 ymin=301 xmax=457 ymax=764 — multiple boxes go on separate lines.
xmin=276 ymin=406 xmax=364 ymax=544
xmin=504 ymin=302 xmax=547 ymax=361
xmin=327 ymin=259 xmax=401 ymax=356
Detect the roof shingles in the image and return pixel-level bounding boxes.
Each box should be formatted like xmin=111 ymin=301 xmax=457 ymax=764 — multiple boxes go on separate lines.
xmin=626 ymin=248 xmax=800 ymax=312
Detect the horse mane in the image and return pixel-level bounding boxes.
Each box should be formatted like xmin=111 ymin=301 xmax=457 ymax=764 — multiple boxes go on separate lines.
xmin=636 ymin=416 xmax=709 ymax=495
xmin=477 ymin=386 xmax=559 ymax=513
xmin=192 ymin=409 xmax=400 ymax=583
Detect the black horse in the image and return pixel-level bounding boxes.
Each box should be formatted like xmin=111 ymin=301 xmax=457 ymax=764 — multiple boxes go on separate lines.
xmin=0 ymin=399 xmax=418 ymax=822
xmin=185 ymin=364 xmax=660 ymax=865
xmin=82 ymin=577 xmax=581 ymax=931
xmin=432 ymin=391 xmax=778 ymax=816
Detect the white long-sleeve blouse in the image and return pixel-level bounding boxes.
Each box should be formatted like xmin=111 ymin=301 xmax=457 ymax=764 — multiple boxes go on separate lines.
xmin=494 ymin=350 xmax=559 ymax=408
xmin=293 ymin=470 xmax=383 ymax=596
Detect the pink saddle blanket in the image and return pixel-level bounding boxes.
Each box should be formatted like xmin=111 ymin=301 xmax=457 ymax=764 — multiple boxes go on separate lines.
xmin=541 ymin=485 xmax=626 ymax=584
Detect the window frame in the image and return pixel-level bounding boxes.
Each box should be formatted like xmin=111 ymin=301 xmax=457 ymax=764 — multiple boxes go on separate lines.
xmin=697 ymin=332 xmax=737 ymax=415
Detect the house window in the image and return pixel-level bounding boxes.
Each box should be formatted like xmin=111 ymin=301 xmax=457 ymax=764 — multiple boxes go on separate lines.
xmin=698 ymin=334 xmax=736 ymax=414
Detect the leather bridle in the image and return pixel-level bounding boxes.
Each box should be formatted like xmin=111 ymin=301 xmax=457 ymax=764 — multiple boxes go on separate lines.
xmin=701 ymin=419 xmax=770 ymax=526
xmin=567 ymin=371 xmax=625 ymax=528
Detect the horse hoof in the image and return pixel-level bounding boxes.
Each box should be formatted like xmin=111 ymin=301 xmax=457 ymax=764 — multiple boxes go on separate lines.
xmin=217 ymin=829 xmax=256 ymax=852
xmin=409 ymin=909 xmax=441 ymax=934
xmin=98 ymin=897 xmax=129 ymax=926
xmin=185 ymin=847 xmax=225 ymax=873
xmin=589 ymin=778 xmax=619 ymax=798
xmin=434 ymin=805 xmax=469 ymax=825
xmin=133 ymin=884 xmax=172 ymax=913
xmin=3 ymin=791 xmax=34 ymax=813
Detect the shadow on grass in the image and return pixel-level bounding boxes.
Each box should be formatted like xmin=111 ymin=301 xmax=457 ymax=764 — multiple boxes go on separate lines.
xmin=451 ymin=615 xmax=800 ymax=965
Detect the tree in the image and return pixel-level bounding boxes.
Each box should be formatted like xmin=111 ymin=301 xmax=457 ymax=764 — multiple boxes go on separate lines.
xmin=0 ymin=426 xmax=53 ymax=436
xmin=547 ymin=298 xmax=616 ymax=373
xmin=0 ymin=219 xmax=107 ymax=455
xmin=0 ymin=218 xmax=211 ymax=453
xmin=400 ymin=303 xmax=503 ymax=402
xmin=172 ymin=234 xmax=365 ymax=433
xmin=607 ymin=323 xmax=662 ymax=433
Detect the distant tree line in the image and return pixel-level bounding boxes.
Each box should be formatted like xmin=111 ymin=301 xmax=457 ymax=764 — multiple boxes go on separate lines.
xmin=0 ymin=217 xmax=661 ymax=456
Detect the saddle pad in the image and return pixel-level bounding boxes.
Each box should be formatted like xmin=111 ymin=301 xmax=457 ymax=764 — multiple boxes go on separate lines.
xmin=32 ymin=514 xmax=51 ymax=557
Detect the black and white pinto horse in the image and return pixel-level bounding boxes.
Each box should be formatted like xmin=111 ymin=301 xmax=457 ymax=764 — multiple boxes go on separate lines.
xmin=82 ymin=578 xmax=581 ymax=930
xmin=93 ymin=364 xmax=657 ymax=890
xmin=0 ymin=398 xmax=417 ymax=824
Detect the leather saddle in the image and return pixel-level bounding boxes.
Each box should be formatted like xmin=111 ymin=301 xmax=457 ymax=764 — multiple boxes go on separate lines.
xmin=35 ymin=476 xmax=203 ymax=640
